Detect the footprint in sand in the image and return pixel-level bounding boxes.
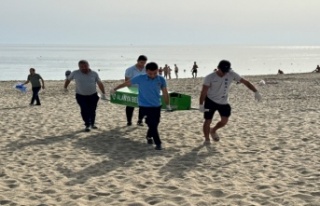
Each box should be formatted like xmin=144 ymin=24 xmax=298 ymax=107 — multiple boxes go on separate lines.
xmin=5 ymin=179 xmax=19 ymax=189
xmin=0 ymin=200 xmax=12 ymax=205
xmin=69 ymin=194 xmax=83 ymax=200
xmin=87 ymin=194 xmax=98 ymax=201
xmin=165 ymin=186 xmax=179 ymax=190
xmin=210 ymin=189 xmax=226 ymax=198
xmin=94 ymin=191 xmax=111 ymax=197
xmin=256 ymin=184 xmax=270 ymax=190
xmin=127 ymin=202 xmax=146 ymax=206
xmin=50 ymin=154 xmax=61 ymax=159
xmin=41 ymin=189 xmax=56 ymax=194
xmin=292 ymin=193 xmax=314 ymax=201
xmin=136 ymin=184 xmax=148 ymax=189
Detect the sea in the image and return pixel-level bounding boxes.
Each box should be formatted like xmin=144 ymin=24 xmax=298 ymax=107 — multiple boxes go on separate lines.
xmin=0 ymin=44 xmax=319 ymax=81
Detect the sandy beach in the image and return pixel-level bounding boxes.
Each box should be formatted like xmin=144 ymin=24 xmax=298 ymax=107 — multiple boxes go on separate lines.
xmin=0 ymin=73 xmax=320 ymax=206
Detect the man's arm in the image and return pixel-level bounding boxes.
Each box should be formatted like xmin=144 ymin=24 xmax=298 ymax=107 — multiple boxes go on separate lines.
xmin=161 ymin=87 xmax=170 ymax=106
xmin=22 ymin=76 xmax=30 ymax=85
xmin=199 ymin=85 xmax=209 ymax=105
xmin=22 ymin=80 xmax=29 ymax=85
xmin=239 ymin=78 xmax=257 ymax=92
xmin=97 ymin=81 xmax=106 ymax=94
xmin=240 ymin=78 xmax=262 ymax=101
xmin=64 ymin=79 xmax=71 ymax=89
xmin=41 ymin=78 xmax=45 ymax=89
xmin=113 ymin=80 xmax=132 ymax=91
xmin=124 ymin=68 xmax=131 ymax=82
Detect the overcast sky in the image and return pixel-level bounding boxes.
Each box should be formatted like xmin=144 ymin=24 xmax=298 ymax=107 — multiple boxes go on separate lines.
xmin=0 ymin=0 xmax=319 ymax=45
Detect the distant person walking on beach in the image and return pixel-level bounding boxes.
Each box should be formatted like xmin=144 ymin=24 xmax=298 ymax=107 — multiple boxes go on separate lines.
xmin=168 ymin=66 xmax=172 ymax=79
xmin=163 ymin=64 xmax=169 ymax=79
xmin=278 ymin=69 xmax=284 ymax=74
xmin=159 ymin=67 xmax=163 ymax=76
xmin=191 ymin=61 xmax=198 ymax=78
xmin=22 ymin=68 xmax=45 ymax=106
xmin=174 ymin=64 xmax=179 ymax=79
xmin=64 ymin=60 xmax=106 ymax=132
xmin=124 ymin=55 xmax=147 ymax=126
xmin=199 ymin=60 xmax=262 ymax=143
xmin=112 ymin=62 xmax=171 ymax=150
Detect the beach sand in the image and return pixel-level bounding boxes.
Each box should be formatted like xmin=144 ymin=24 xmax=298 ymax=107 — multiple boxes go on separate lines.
xmin=0 ymin=73 xmax=320 ymax=205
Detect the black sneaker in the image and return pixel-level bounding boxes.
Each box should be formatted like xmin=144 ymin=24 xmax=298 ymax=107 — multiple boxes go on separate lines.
xmin=91 ymin=125 xmax=98 ymax=129
xmin=137 ymin=121 xmax=144 ymax=126
xmin=147 ymin=137 xmax=153 ymax=145
xmin=127 ymin=122 xmax=132 ymax=126
xmin=155 ymin=145 xmax=162 ymax=150
xmin=84 ymin=127 xmax=91 ymax=132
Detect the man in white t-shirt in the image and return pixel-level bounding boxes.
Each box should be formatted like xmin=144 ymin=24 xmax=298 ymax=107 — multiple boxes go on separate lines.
xmin=124 ymin=55 xmax=147 ymax=126
xmin=199 ymin=60 xmax=262 ymax=143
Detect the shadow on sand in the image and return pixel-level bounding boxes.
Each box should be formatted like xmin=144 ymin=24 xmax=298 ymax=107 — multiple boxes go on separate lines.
xmin=0 ymin=106 xmax=29 ymax=111
xmin=56 ymin=126 xmax=180 ymax=185
xmin=5 ymin=130 xmax=84 ymax=151
xmin=159 ymin=144 xmax=220 ymax=180
xmin=5 ymin=126 xmax=220 ymax=185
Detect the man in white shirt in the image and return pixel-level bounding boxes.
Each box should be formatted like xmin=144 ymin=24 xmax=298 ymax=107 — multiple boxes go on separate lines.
xmin=124 ymin=55 xmax=147 ymax=126
xmin=199 ymin=60 xmax=262 ymax=143
xmin=64 ymin=60 xmax=106 ymax=132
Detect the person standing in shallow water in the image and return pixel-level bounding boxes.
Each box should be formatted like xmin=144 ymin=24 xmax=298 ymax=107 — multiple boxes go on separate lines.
xmin=163 ymin=64 xmax=169 ymax=79
xmin=159 ymin=67 xmax=163 ymax=76
xmin=22 ymin=68 xmax=45 ymax=106
xmin=191 ymin=61 xmax=198 ymax=78
xmin=64 ymin=60 xmax=107 ymax=132
xmin=174 ymin=64 xmax=179 ymax=79
xmin=124 ymin=55 xmax=147 ymax=126
xmin=168 ymin=66 xmax=172 ymax=79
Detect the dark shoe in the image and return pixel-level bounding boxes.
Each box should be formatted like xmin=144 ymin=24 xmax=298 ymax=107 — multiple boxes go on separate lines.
xmin=91 ymin=125 xmax=98 ymax=129
xmin=84 ymin=127 xmax=91 ymax=132
xmin=137 ymin=121 xmax=144 ymax=126
xmin=147 ymin=137 xmax=153 ymax=145
xmin=127 ymin=122 xmax=132 ymax=126
xmin=155 ymin=145 xmax=162 ymax=150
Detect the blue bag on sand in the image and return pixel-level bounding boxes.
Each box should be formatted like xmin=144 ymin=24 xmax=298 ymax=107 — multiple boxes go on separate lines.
xmin=14 ymin=83 xmax=27 ymax=93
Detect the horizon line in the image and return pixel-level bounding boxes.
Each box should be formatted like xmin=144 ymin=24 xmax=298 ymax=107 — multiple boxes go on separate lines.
xmin=1 ymin=43 xmax=320 ymax=47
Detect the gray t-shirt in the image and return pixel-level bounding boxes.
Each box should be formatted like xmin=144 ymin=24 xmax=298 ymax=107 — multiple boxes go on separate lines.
xmin=28 ymin=73 xmax=42 ymax=88
xmin=68 ymin=70 xmax=101 ymax=95
xmin=204 ymin=70 xmax=242 ymax=104
xmin=125 ymin=65 xmax=146 ymax=87
xmin=125 ymin=65 xmax=146 ymax=79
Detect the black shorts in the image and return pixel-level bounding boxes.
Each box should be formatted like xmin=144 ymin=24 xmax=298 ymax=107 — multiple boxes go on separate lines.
xmin=204 ymin=97 xmax=231 ymax=119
